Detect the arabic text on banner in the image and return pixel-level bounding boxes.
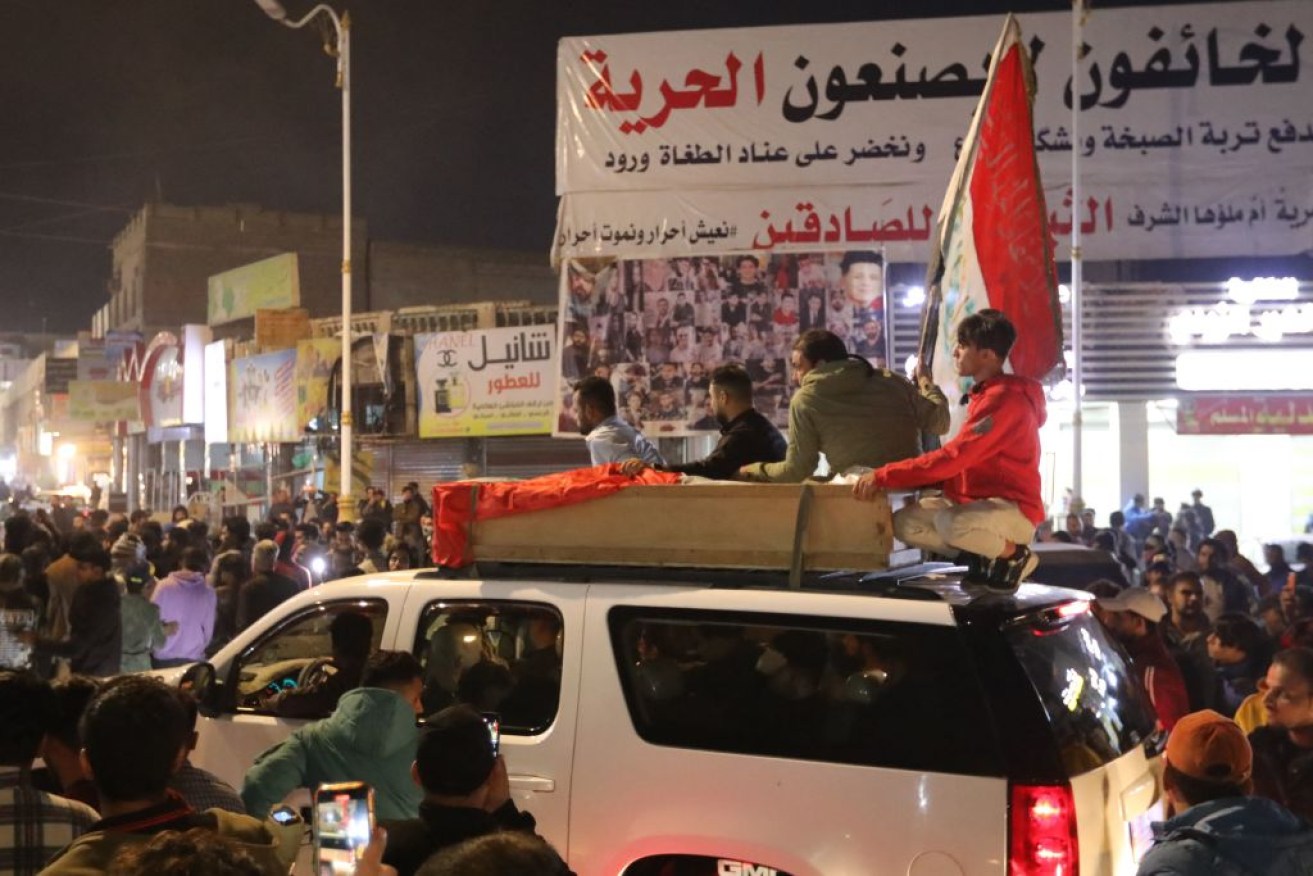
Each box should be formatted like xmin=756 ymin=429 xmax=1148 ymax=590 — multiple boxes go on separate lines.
xmin=924 ymin=15 xmax=1063 ymax=418
xmin=554 ymin=252 xmax=889 ymax=439
xmin=416 ymin=327 xmax=557 ymax=439
xmin=555 ymin=0 xmax=1312 ymax=261
xmin=1178 ymin=394 xmax=1313 ymax=435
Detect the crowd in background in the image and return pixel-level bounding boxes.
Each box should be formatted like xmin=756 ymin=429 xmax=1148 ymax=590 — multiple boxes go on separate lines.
xmin=0 ymin=479 xmax=574 ymax=875
xmin=1048 ymin=488 xmax=1313 ymax=847
xmin=0 ymin=479 xmax=437 ymax=681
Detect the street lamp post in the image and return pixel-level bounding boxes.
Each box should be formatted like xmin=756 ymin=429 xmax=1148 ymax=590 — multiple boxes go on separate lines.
xmin=253 ymin=0 xmax=355 ymax=523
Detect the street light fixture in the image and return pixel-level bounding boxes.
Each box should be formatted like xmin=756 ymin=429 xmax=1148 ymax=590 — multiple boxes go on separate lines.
xmin=253 ymin=0 xmax=356 ymax=523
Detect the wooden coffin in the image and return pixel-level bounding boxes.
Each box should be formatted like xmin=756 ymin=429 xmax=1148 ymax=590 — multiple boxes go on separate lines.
xmin=467 ymin=482 xmax=893 ymax=572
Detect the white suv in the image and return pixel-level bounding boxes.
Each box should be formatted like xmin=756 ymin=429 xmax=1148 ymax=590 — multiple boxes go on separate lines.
xmin=181 ymin=562 xmax=1164 ymax=875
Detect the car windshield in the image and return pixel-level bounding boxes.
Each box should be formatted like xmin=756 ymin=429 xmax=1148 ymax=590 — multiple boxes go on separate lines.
xmin=1004 ymin=606 xmax=1158 ymax=777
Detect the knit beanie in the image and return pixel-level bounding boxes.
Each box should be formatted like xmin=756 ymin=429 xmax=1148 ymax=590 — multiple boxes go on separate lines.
xmin=111 ymin=533 xmax=146 ymax=564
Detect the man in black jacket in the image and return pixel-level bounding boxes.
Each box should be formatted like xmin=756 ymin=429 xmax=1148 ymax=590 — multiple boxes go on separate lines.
xmin=29 ymin=544 xmax=121 ymax=677
xmin=236 ymin=541 xmax=301 ymax=631
xmin=622 ymin=364 xmax=786 ymax=481
xmin=382 ymin=705 xmax=573 ymax=876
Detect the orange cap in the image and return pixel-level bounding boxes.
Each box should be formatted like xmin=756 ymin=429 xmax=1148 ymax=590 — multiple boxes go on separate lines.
xmin=1165 ymin=709 xmax=1252 ymax=784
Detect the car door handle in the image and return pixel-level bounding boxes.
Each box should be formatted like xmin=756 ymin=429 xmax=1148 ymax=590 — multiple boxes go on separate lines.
xmin=509 ymin=774 xmax=555 ymax=793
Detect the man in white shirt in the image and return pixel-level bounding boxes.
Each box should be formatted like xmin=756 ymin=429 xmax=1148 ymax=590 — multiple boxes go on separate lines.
xmin=573 ymin=376 xmax=663 ymax=467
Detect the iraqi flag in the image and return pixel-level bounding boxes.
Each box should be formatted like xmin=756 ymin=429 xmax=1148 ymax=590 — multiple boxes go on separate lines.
xmin=919 ymin=14 xmax=1063 ymax=421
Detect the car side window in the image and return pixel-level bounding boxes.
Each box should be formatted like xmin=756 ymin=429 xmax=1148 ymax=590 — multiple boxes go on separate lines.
xmin=609 ymin=607 xmax=1004 ymax=776
xmin=412 ymin=601 xmax=562 ymax=734
xmin=231 ymin=599 xmax=387 ymax=709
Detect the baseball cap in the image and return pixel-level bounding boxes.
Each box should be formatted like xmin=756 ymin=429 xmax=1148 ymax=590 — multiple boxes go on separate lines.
xmin=120 ymin=561 xmax=153 ymax=592
xmin=1095 ymin=587 xmax=1166 ymax=623
xmin=1166 ymin=709 xmax=1252 ymax=785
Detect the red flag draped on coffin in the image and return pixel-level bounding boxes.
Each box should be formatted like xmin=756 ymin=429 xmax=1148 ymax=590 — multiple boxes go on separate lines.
xmin=432 ymin=464 xmax=682 ymax=567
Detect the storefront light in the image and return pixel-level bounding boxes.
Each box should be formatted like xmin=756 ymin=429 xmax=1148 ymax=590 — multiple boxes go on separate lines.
xmin=901 ymin=286 xmax=926 ymax=308
xmin=1176 ymin=349 xmax=1313 ymax=392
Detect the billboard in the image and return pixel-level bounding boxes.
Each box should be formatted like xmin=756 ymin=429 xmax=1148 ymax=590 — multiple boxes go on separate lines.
xmin=416 ymin=327 xmax=556 ymax=438
xmin=207 ymin=253 xmax=301 ymax=325
xmin=229 ymin=349 xmax=299 ymax=443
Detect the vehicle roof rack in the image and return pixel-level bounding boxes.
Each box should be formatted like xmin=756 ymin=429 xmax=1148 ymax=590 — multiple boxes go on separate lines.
xmin=421 ymin=559 xmax=973 ymax=604
xmin=416 ymin=558 xmax=1085 ymax=614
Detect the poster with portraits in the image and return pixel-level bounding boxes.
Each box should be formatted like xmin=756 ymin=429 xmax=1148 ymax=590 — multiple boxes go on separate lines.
xmin=556 ymin=251 xmax=888 ymax=438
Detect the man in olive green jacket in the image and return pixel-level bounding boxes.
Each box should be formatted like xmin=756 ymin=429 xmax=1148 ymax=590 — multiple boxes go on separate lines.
xmin=740 ymin=329 xmax=948 ymax=483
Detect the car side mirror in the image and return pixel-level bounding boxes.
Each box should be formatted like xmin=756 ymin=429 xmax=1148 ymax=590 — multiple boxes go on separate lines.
xmin=179 ymin=662 xmax=220 ymax=716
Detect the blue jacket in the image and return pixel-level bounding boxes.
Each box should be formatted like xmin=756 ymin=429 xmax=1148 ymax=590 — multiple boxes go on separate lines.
xmin=1137 ymin=796 xmax=1313 ymax=875
xmin=240 ymin=687 xmax=423 ymax=822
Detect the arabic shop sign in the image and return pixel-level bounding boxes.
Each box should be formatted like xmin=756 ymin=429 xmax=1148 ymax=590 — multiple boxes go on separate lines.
xmin=555 ymin=0 xmax=1313 ymax=263
xmin=1168 ymin=277 xmax=1312 ymax=345
xmin=1178 ymin=394 xmax=1313 ymax=435
xmin=415 ymin=327 xmax=555 ymax=439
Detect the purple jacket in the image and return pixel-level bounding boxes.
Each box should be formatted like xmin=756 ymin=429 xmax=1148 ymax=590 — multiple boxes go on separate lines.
xmin=151 ymin=569 xmax=216 ymax=662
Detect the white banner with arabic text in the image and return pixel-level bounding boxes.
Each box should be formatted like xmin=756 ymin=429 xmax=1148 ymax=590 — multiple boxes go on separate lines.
xmin=556 ymin=0 xmax=1313 ymax=261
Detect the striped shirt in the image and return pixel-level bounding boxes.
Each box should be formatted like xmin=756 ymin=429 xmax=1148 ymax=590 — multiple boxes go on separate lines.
xmin=0 ymin=768 xmax=98 ymax=876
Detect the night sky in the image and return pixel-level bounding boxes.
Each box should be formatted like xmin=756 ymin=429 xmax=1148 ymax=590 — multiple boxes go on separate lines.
xmin=2 ymin=0 xmax=1221 ymax=332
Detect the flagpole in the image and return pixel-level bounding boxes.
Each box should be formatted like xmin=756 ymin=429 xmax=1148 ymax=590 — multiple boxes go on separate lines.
xmin=1070 ymin=0 xmax=1086 ymax=503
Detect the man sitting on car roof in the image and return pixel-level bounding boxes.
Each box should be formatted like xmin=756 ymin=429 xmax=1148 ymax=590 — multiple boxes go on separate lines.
xmin=853 ymin=309 xmax=1044 ymax=591
xmin=621 ymin=364 xmax=785 ymax=481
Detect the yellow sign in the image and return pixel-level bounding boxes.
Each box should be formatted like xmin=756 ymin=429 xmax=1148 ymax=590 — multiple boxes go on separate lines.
xmin=326 ymin=449 xmax=374 ymax=497
xmin=208 ymin=253 xmax=300 ymax=325
xmin=68 ymin=381 xmax=142 ymax=422
xmin=296 ymin=338 xmax=341 ymax=431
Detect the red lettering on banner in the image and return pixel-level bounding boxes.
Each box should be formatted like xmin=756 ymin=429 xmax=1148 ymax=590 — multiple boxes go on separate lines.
xmin=1178 ymin=394 xmax=1313 ymax=435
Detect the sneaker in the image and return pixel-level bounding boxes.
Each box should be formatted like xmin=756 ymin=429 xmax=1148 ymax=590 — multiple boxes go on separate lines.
xmin=958 ymin=551 xmax=992 ymax=585
xmin=987 ymin=545 xmax=1038 ymax=592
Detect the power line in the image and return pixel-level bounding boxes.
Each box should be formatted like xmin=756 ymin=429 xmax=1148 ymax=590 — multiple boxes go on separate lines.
xmin=0 ymin=228 xmax=110 ymax=245
xmin=0 ymin=192 xmax=133 ymax=213
xmin=0 ymin=207 xmax=113 ymax=233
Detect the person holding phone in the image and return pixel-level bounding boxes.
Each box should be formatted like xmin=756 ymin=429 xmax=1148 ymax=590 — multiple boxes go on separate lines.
xmin=380 ymin=706 xmax=574 ymax=876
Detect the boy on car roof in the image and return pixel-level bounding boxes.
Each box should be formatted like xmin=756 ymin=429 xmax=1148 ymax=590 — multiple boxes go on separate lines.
xmin=853 ymin=309 xmax=1045 ymax=591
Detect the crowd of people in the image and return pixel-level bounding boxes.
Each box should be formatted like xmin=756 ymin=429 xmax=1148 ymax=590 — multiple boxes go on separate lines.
xmin=0 ymin=486 xmax=441 ymax=681
xmin=0 ymin=478 xmax=578 ymax=872
xmin=0 ymin=485 xmax=571 ymax=874
xmin=0 ymin=668 xmax=570 ymax=875
xmin=4 ymin=305 xmax=1313 ymax=872
xmin=1046 ymin=486 xmax=1313 ymax=871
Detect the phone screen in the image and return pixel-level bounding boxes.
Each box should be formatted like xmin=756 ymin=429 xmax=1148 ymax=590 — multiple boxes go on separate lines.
xmin=314 ymin=782 xmax=374 ymax=876
xmin=482 ymin=712 xmax=501 ymax=758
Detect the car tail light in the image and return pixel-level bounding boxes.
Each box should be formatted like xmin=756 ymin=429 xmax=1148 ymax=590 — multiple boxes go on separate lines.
xmin=1009 ymin=783 xmax=1079 ymax=875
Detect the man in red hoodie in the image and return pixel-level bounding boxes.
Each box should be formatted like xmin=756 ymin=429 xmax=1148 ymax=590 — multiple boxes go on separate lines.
xmin=854 ymin=309 xmax=1045 ymax=591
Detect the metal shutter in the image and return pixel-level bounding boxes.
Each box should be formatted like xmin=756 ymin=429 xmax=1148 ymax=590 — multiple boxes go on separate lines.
xmin=361 ymin=439 xmax=468 ymax=500
xmin=484 ymin=435 xmax=592 ymax=479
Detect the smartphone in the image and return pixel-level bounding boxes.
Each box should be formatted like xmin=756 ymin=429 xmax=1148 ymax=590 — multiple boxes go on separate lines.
xmin=481 ymin=711 xmax=501 ymax=758
xmin=269 ymin=804 xmax=301 ymax=827
xmin=314 ymin=781 xmax=374 ymax=876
